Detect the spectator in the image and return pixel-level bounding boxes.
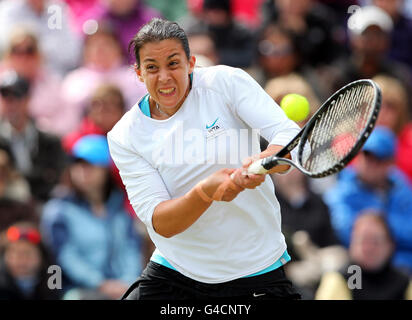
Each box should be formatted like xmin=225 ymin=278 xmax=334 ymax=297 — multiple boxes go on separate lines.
xmin=0 ymin=222 xmax=61 ymax=300
xmin=252 ymin=23 xmax=301 ymax=86
xmin=264 ymin=73 xmax=336 ymax=195
xmin=264 ymin=72 xmax=320 ymax=127
xmin=263 ymin=0 xmax=345 ymax=67
xmin=94 ymin=0 xmax=162 ymax=64
xmin=373 ymin=75 xmax=410 ymax=135
xmin=328 ymin=6 xmax=412 ymax=97
xmin=371 ymin=74 xmax=412 ymax=188
xmin=373 ymin=0 xmax=412 ymax=71
xmin=274 ymin=169 xmax=340 ymax=254
xmin=316 ymin=212 xmax=412 ymax=300
xmin=0 ymin=70 xmax=66 ymax=203
xmin=60 ymin=23 xmax=147 ymax=134
xmin=62 ymin=84 xmax=126 ymax=153
xmin=187 ymin=31 xmax=219 ymax=67
xmin=187 ymin=0 xmax=265 ymax=29
xmin=0 ymin=28 xmax=71 ymax=137
xmin=324 ymin=126 xmax=412 ymax=275
xmin=272 ymin=168 xmax=345 ymax=299
xmin=182 ymin=0 xmax=256 ymax=68
xmin=0 ymin=143 xmax=31 ymax=203
xmin=41 ymin=134 xmax=143 ymax=300
xmin=62 ymin=85 xmax=154 ymax=257
xmin=0 ymin=0 xmax=81 ymax=75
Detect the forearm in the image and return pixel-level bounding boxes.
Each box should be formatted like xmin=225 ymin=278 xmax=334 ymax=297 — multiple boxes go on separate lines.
xmin=259 ymin=144 xmax=291 ymax=174
xmin=152 ymin=185 xmax=212 ymax=238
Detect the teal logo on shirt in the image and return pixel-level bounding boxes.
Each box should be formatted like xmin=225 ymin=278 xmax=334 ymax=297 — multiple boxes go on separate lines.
xmin=206 ymin=118 xmax=219 ymax=129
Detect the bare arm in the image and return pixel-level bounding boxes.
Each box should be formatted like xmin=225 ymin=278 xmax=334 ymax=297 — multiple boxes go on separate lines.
xmin=152 ymin=168 xmax=244 ymax=238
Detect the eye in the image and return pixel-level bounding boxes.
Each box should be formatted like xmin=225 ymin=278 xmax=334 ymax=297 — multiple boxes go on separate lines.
xmin=146 ymin=64 xmax=157 ymax=72
xmin=169 ymin=60 xmax=179 ymax=67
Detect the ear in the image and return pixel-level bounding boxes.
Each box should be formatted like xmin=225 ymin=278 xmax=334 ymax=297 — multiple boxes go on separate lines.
xmin=188 ymin=55 xmax=196 ymax=74
xmin=134 ymin=64 xmax=144 ymax=83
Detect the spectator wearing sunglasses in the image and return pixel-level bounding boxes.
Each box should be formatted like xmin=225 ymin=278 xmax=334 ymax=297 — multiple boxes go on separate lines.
xmin=0 ymin=27 xmax=71 ymax=137
xmin=324 ymin=126 xmax=412 ymax=275
xmin=250 ymin=23 xmax=322 ymax=98
xmin=0 ymin=70 xmax=66 ymax=203
xmin=0 ymin=0 xmax=81 ymax=75
xmin=0 ymin=222 xmax=61 ymax=300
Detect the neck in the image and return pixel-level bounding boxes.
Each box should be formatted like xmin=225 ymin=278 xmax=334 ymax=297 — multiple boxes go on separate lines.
xmin=10 ymin=117 xmax=29 ymax=134
xmin=354 ymin=54 xmax=381 ymax=77
xmin=151 ymin=82 xmax=191 ymax=118
xmin=84 ymin=189 xmax=106 ymax=215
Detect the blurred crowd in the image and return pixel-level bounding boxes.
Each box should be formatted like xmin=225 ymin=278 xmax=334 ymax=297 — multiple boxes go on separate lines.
xmin=0 ymin=0 xmax=411 ymax=300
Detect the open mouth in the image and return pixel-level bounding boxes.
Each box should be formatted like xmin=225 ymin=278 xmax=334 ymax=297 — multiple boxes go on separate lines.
xmin=158 ymin=87 xmax=176 ymax=96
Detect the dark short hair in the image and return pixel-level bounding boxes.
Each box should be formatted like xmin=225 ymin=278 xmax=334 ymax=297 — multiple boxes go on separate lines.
xmin=128 ymin=18 xmax=191 ymax=67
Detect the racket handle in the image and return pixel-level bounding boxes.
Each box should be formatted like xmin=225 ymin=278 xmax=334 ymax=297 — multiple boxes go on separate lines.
xmin=247 ymin=157 xmax=278 ymax=174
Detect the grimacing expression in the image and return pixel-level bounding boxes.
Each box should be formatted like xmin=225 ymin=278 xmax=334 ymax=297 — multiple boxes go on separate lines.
xmin=135 ymin=39 xmax=195 ymax=110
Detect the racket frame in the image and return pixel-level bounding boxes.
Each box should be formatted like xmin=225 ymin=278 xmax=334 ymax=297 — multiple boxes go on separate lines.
xmin=250 ymin=79 xmax=382 ymax=178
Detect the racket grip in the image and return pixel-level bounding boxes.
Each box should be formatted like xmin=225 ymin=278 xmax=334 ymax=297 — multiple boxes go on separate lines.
xmin=247 ymin=159 xmax=269 ymax=174
xmin=247 ymin=156 xmax=281 ymax=174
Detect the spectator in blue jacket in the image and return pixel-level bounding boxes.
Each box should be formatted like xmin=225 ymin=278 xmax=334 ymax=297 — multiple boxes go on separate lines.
xmin=324 ymin=126 xmax=412 ymax=275
xmin=40 ymin=134 xmax=143 ymax=300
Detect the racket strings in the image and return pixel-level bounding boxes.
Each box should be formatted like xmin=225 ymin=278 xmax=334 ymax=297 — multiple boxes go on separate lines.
xmin=301 ymin=84 xmax=376 ymax=175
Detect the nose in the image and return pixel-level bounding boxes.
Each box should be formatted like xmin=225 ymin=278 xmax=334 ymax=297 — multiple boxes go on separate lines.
xmin=158 ymin=67 xmax=171 ymax=83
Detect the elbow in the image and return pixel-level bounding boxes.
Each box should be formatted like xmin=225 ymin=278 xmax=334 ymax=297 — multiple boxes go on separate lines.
xmin=153 ymin=224 xmax=178 ymax=238
xmin=157 ymin=230 xmax=178 ymax=239
xmin=156 ymin=229 xmax=174 ymax=238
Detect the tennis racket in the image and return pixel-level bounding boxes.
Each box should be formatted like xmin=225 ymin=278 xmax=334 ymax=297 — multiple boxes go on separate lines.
xmin=247 ymin=79 xmax=381 ymax=178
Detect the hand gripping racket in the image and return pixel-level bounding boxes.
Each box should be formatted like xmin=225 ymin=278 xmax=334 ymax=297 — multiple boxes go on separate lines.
xmin=248 ymin=79 xmax=382 ymax=178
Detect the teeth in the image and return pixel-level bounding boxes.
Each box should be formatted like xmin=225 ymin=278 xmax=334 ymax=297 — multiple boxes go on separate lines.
xmin=159 ymin=88 xmax=174 ymax=94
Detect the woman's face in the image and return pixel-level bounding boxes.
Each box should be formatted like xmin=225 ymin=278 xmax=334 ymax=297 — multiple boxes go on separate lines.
xmin=89 ymin=97 xmax=124 ymax=133
xmin=70 ymin=161 xmax=108 ymax=193
xmin=136 ymin=39 xmax=195 ymax=111
xmin=258 ymin=31 xmax=297 ymax=77
xmin=376 ymin=98 xmax=402 ymax=134
xmin=84 ymin=33 xmax=123 ymax=69
xmin=350 ymin=216 xmax=393 ymax=271
xmin=4 ymin=241 xmax=42 ymax=278
xmin=7 ymin=38 xmax=41 ymax=79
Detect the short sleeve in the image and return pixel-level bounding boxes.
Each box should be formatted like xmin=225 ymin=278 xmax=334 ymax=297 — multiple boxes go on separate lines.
xmin=107 ymin=131 xmax=170 ymax=232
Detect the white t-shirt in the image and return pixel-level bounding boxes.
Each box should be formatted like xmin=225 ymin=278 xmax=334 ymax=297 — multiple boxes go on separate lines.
xmin=108 ymin=65 xmax=301 ymax=283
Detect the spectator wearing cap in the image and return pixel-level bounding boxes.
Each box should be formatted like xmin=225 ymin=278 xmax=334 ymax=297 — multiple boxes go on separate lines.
xmin=0 ymin=70 xmax=66 ymax=203
xmin=0 ymin=27 xmax=72 ymax=137
xmin=326 ymin=5 xmax=412 ymax=98
xmin=324 ymin=126 xmax=412 ymax=275
xmin=40 ymin=134 xmax=143 ymax=300
xmin=373 ymin=0 xmax=412 ymax=72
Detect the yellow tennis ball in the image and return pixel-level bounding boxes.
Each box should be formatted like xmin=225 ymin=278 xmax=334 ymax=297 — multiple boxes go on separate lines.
xmin=280 ymin=93 xmax=310 ymax=122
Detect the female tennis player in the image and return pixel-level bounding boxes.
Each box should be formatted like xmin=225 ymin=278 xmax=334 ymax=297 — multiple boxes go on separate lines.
xmin=107 ymin=18 xmax=301 ymax=300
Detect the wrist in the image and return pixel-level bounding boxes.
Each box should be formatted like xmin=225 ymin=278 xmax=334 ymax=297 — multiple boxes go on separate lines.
xmin=194 ymin=180 xmax=214 ymax=203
